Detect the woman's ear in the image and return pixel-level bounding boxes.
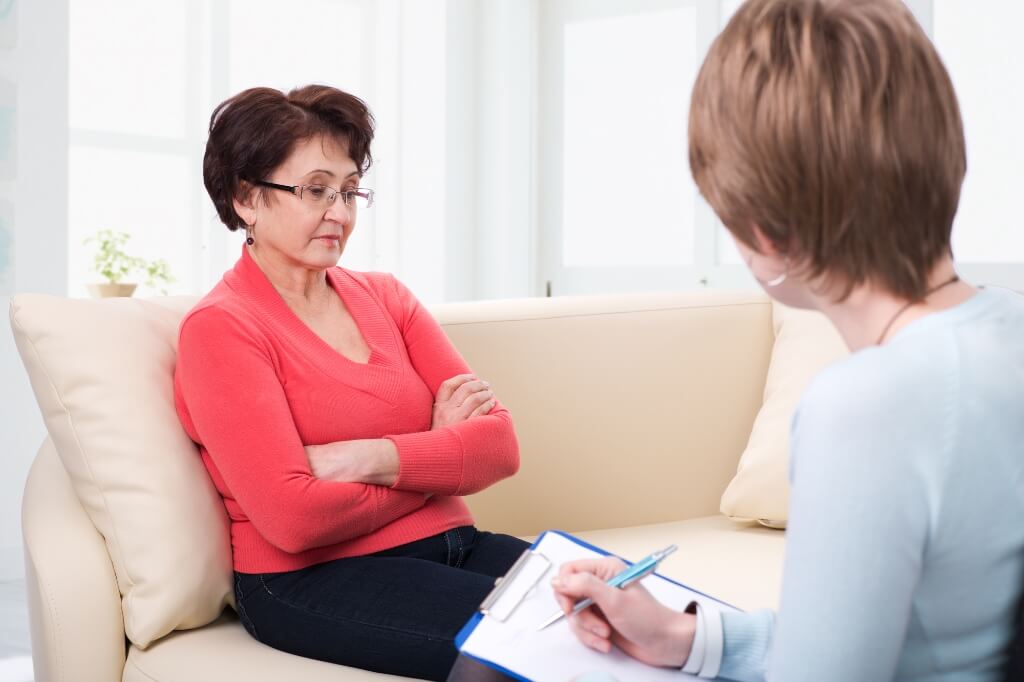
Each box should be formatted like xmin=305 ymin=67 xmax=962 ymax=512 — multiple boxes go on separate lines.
xmin=749 ymin=223 xmax=784 ymax=257
xmin=232 ymin=181 xmax=259 ymax=226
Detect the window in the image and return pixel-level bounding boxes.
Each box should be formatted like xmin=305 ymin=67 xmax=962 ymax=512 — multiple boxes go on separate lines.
xmin=538 ymin=0 xmax=754 ymax=296
xmin=68 ymin=0 xmax=196 ymax=297
xmin=932 ymin=1 xmax=1024 ymax=288
xmin=67 ymin=0 xmax=375 ymax=297
xmin=561 ymin=7 xmax=696 ymax=269
xmin=538 ymin=0 xmax=1024 ymax=296
xmin=68 ymin=1 xmax=1024 ymax=300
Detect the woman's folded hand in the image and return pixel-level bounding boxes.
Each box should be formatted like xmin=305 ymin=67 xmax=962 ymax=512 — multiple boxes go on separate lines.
xmin=431 ymin=374 xmax=496 ymax=429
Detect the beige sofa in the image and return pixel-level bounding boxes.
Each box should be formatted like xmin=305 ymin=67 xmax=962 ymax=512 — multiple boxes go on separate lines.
xmin=17 ymin=290 xmax=789 ymax=681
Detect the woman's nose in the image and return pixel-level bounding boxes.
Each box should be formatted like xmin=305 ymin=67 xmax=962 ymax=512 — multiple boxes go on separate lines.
xmin=324 ymin=196 xmax=352 ymax=224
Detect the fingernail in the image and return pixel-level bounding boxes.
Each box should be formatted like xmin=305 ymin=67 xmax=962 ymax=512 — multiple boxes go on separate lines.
xmin=551 ymin=577 xmax=561 ymax=587
xmin=483 ymin=381 xmax=491 ymax=387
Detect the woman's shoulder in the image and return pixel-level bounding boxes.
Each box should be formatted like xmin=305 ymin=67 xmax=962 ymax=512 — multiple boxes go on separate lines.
xmin=331 ymin=267 xmax=423 ymax=317
xmin=178 ymin=280 xmax=263 ymax=344
xmin=333 ymin=266 xmax=403 ymax=296
xmin=800 ymin=344 xmax=935 ymax=415
xmin=793 ymin=340 xmax=956 ymax=465
xmin=807 ymin=287 xmax=1024 ymax=415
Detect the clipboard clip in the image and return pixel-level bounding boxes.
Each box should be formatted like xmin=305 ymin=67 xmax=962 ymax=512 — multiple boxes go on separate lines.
xmin=478 ymin=548 xmax=552 ymax=622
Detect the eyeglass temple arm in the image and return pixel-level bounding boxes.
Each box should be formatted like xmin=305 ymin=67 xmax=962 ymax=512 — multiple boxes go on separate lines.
xmin=253 ymin=180 xmax=298 ymax=194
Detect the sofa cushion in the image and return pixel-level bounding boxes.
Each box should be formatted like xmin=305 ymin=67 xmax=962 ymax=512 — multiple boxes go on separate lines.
xmin=719 ymin=302 xmax=848 ymax=527
xmin=123 ymin=515 xmax=785 ymax=681
xmin=124 ymin=613 xmax=407 ymax=682
xmin=9 ymin=294 xmax=231 ymax=648
xmin=574 ymin=515 xmax=786 ymax=612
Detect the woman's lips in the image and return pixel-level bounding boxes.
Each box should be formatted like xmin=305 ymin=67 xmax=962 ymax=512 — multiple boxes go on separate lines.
xmin=316 ymin=235 xmax=341 ymax=244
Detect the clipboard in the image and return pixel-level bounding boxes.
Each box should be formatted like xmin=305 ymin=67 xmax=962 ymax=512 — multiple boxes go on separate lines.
xmin=454 ymin=530 xmax=739 ymax=682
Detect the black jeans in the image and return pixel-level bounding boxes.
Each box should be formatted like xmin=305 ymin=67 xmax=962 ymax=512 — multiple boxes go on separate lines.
xmin=234 ymin=526 xmax=529 ymax=681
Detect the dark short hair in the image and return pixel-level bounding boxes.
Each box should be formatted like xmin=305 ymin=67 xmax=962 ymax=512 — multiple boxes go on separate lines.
xmin=689 ymin=0 xmax=966 ymax=301
xmin=203 ymin=85 xmax=375 ymax=232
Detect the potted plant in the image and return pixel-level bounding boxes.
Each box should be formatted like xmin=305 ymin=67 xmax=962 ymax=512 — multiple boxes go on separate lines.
xmin=84 ymin=229 xmax=174 ymax=298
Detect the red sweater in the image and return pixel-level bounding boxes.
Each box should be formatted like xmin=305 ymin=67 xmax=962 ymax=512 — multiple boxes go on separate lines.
xmin=173 ymin=248 xmax=520 ymax=573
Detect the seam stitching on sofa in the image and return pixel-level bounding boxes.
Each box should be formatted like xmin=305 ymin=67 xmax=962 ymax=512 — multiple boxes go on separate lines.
xmin=26 ymin=545 xmax=65 ymax=682
xmin=126 ymin=655 xmax=161 ymax=682
xmin=10 ymin=302 xmax=139 ymax=624
xmin=438 ymin=300 xmax=769 ymax=327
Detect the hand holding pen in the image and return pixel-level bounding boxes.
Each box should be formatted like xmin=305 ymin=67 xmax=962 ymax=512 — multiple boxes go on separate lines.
xmin=548 ymin=546 xmax=699 ymax=668
xmin=539 ymin=545 xmax=677 ymax=630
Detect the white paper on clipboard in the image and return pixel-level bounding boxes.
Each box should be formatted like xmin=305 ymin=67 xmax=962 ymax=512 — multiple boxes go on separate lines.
xmin=457 ymin=531 xmax=739 ymax=681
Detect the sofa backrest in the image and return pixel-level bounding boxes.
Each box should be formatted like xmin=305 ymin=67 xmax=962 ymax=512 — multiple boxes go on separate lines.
xmin=13 ymin=289 xmax=772 ymax=649
xmin=433 ymin=291 xmax=773 ymax=535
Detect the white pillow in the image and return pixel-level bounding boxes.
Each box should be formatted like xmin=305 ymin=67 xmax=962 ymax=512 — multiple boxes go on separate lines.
xmin=720 ymin=302 xmax=848 ymax=528
xmin=10 ymin=294 xmax=233 ymax=648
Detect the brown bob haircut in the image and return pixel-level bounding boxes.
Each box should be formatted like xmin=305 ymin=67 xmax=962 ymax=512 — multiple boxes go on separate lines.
xmin=203 ymin=85 xmax=375 ymax=232
xmin=689 ymin=0 xmax=966 ymax=301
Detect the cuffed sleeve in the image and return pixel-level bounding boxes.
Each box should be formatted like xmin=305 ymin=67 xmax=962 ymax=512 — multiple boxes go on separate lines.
xmin=718 ymin=609 xmax=774 ymax=681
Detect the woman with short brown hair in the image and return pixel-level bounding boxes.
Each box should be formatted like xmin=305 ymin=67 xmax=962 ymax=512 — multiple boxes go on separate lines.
xmin=552 ymin=1 xmax=1024 ymax=679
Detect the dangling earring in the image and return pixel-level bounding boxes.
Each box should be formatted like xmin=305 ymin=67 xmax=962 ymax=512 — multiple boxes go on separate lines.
xmin=245 ymin=223 xmax=255 ymax=245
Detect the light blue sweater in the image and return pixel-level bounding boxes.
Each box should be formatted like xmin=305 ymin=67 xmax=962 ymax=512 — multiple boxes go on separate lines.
xmin=720 ymin=287 xmax=1024 ymax=681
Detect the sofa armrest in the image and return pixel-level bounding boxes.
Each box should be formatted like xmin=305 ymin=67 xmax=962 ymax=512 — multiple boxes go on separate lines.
xmin=23 ymin=438 xmax=126 ymax=682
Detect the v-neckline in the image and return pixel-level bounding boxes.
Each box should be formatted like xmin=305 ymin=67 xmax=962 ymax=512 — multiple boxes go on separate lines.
xmin=313 ymin=268 xmax=377 ymax=367
xmin=228 ymin=246 xmax=398 ymax=375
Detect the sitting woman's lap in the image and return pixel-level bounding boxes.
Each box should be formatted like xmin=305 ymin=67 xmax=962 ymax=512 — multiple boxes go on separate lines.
xmin=234 ymin=526 xmax=529 ymax=681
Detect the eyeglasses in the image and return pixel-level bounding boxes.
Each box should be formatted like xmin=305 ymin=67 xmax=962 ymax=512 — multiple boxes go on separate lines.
xmin=255 ymin=180 xmax=375 ymax=210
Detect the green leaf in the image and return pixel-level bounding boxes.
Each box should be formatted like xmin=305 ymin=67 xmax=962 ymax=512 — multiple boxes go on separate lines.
xmin=84 ymin=229 xmax=174 ymax=290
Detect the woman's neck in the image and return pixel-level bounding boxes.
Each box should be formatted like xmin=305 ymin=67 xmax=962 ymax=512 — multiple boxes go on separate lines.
xmin=248 ymin=245 xmax=332 ymax=310
xmin=815 ymin=259 xmax=977 ymax=352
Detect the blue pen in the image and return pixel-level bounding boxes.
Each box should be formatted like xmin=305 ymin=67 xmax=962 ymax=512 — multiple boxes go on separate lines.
xmin=537 ymin=544 xmax=678 ymax=631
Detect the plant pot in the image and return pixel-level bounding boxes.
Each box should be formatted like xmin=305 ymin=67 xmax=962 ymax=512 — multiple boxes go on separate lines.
xmin=87 ymin=283 xmax=138 ymax=298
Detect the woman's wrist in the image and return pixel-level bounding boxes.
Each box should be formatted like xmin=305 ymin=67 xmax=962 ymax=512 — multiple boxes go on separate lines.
xmin=361 ymin=438 xmax=399 ymax=486
xmin=307 ymin=439 xmax=400 ymax=486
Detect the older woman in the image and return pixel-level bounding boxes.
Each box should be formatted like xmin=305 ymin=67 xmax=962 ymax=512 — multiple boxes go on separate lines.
xmin=550 ymin=1 xmax=1024 ymax=680
xmin=173 ymin=85 xmax=529 ymax=680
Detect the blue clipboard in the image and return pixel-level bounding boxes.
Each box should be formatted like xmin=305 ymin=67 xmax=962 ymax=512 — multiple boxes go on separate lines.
xmin=454 ymin=529 xmax=739 ymax=681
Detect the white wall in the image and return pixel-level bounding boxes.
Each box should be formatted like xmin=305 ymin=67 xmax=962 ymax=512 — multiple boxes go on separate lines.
xmin=0 ymin=0 xmax=69 ymax=581
xmin=473 ymin=0 xmax=537 ymax=299
xmin=368 ymin=0 xmax=537 ymax=303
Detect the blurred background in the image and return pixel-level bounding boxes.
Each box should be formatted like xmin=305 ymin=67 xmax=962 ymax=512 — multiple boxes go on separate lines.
xmin=1 ymin=0 xmax=1022 ymax=675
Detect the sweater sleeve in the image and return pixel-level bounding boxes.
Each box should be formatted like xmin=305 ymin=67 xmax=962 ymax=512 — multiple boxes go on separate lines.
xmin=175 ymin=307 xmax=429 ymax=555
xmin=715 ymin=609 xmax=775 ymax=681
xmin=379 ymin=275 xmax=520 ymax=496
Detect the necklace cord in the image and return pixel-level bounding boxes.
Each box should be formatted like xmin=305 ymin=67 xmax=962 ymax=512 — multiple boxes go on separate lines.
xmin=875 ymin=275 xmax=960 ymax=345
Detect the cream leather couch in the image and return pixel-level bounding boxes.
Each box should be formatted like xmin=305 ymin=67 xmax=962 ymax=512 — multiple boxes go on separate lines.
xmin=19 ymin=291 xmax=787 ymax=681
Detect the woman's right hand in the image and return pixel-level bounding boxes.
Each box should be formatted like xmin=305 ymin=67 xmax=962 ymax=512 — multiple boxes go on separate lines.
xmin=431 ymin=374 xmax=496 ymax=429
xmin=552 ymin=558 xmax=696 ymax=668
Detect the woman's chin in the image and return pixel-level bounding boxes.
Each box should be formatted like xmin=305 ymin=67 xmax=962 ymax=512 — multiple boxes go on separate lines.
xmin=302 ymin=250 xmax=344 ymax=270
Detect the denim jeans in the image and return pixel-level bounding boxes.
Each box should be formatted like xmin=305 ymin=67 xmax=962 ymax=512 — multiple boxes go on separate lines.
xmin=234 ymin=526 xmax=530 ymax=681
